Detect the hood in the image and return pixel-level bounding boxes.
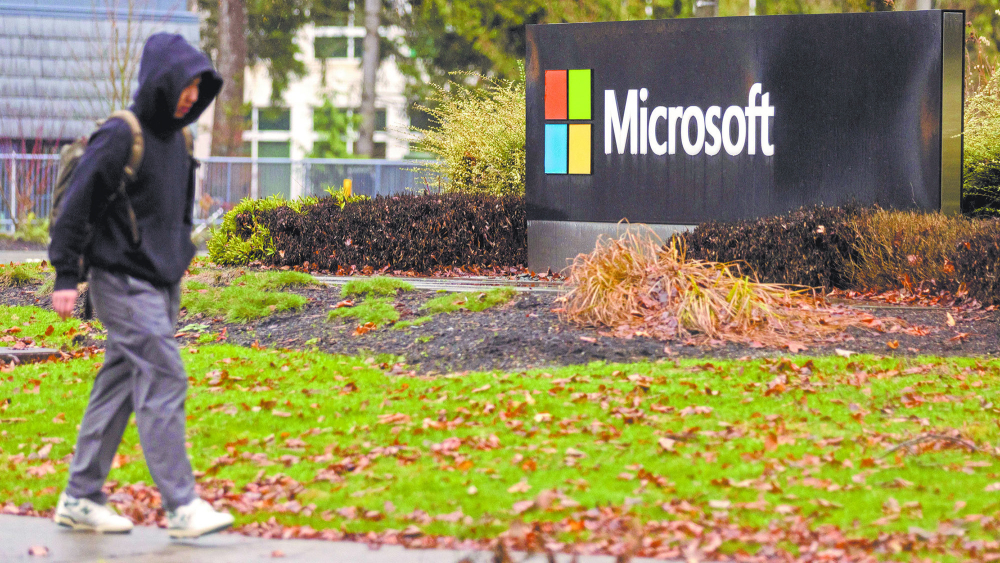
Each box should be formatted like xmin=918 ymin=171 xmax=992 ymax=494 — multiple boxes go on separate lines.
xmin=131 ymin=33 xmax=223 ymax=135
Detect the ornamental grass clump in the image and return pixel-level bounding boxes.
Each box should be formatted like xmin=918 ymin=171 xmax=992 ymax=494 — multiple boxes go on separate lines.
xmin=409 ymin=69 xmax=525 ymax=196
xmin=561 ymin=230 xmax=859 ymax=344
xmin=845 ymin=209 xmax=977 ymax=292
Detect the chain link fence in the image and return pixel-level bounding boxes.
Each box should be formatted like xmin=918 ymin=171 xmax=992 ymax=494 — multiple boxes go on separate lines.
xmin=1 ymin=154 xmax=439 ymax=233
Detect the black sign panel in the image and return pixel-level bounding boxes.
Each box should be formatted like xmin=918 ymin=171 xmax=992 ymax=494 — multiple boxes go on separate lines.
xmin=525 ymin=11 xmax=964 ymax=226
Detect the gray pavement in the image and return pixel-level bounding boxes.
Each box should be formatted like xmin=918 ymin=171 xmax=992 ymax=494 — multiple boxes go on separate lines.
xmin=0 ymin=250 xmax=48 ymax=264
xmin=0 ymin=515 xmax=665 ymax=562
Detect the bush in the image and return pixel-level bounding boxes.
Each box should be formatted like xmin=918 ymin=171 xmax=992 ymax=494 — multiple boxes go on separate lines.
xmin=964 ymin=63 xmax=1000 ymax=216
xmin=410 ymin=69 xmax=525 ymax=197
xmin=207 ymin=195 xmax=318 ymax=265
xmin=952 ymin=219 xmax=1000 ymax=304
xmin=845 ymin=209 xmax=976 ymax=292
xmin=684 ymin=205 xmax=863 ymax=290
xmin=256 ymin=193 xmax=526 ymax=273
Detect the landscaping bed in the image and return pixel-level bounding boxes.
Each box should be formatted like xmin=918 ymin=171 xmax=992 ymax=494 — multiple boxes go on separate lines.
xmin=2 ymin=276 xmax=999 ymax=373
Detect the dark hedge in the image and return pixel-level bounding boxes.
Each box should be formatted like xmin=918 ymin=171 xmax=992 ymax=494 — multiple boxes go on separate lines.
xmin=683 ymin=205 xmax=866 ymax=290
xmin=952 ymin=219 xmax=1000 ymax=304
xmin=253 ymin=193 xmax=526 ymax=272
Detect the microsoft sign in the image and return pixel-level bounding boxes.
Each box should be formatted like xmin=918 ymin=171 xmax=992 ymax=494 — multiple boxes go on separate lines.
xmin=526 ymin=11 xmax=965 ymax=272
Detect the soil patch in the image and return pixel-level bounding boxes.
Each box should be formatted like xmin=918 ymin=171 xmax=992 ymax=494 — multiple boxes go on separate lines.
xmin=3 ymin=281 xmax=998 ymax=372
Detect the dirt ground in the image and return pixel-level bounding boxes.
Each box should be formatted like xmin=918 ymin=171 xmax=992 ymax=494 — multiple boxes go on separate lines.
xmin=3 ymin=280 xmax=998 ymax=373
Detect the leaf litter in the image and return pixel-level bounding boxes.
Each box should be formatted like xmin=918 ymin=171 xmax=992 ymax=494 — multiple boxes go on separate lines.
xmin=1 ymin=344 xmax=1000 ymax=560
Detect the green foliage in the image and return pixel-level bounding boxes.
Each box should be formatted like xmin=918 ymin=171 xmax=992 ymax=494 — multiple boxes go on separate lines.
xmin=9 ymin=213 xmax=49 ymax=244
xmin=181 ymin=271 xmax=312 ymax=323
xmin=310 ymin=98 xmax=361 ymax=159
xmin=181 ymin=270 xmax=317 ymax=323
xmin=965 ymin=65 xmax=1000 ymax=216
xmin=323 ymin=185 xmax=372 ymax=210
xmin=421 ymin=288 xmax=516 ymax=314
xmin=0 ymin=305 xmax=102 ymax=349
xmin=411 ymin=70 xmax=525 ymax=197
xmin=207 ymin=196 xmax=317 ymax=266
xmin=5 ymin=344 xmax=1000 ymax=558
xmin=0 ymin=262 xmax=49 ymax=288
xmin=340 ymin=276 xmax=414 ymax=297
xmin=197 ymin=0 xmax=308 ymax=103
xmin=327 ymin=296 xmax=399 ymax=326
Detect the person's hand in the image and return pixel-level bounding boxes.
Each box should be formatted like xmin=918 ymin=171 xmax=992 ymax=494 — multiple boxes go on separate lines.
xmin=52 ymin=289 xmax=79 ymax=320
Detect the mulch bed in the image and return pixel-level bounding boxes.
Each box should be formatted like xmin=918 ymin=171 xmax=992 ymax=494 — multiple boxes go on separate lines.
xmin=3 ymin=281 xmax=999 ymax=372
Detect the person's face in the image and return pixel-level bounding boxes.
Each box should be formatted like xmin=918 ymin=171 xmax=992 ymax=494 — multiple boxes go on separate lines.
xmin=174 ymin=77 xmax=201 ymax=119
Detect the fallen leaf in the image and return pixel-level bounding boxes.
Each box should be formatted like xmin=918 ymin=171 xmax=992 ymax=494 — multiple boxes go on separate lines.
xmin=946 ymin=312 xmax=956 ymax=327
xmin=886 ymin=340 xmax=899 ymax=350
xmin=835 ymin=348 xmax=856 ymax=358
xmin=507 ymin=480 xmax=531 ymax=494
xmin=511 ymin=500 xmax=535 ymax=515
xmin=658 ymin=437 xmax=676 ymax=452
xmin=27 ymin=545 xmax=48 ymax=556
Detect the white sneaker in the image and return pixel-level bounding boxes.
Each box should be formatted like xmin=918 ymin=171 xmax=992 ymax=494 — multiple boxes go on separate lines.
xmin=166 ymin=498 xmax=234 ymax=538
xmin=53 ymin=492 xmax=133 ymax=533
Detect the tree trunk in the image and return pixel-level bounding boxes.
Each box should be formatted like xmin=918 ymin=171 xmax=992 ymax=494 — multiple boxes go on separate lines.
xmin=356 ymin=0 xmax=380 ymax=157
xmin=213 ymin=0 xmax=248 ymax=156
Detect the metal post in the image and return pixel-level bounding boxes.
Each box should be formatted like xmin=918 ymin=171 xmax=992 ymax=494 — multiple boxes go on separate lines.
xmin=226 ymin=162 xmax=232 ymax=206
xmin=374 ymin=162 xmax=382 ymax=197
xmin=303 ymin=161 xmax=311 ymax=197
xmin=9 ymin=156 xmax=16 ymax=226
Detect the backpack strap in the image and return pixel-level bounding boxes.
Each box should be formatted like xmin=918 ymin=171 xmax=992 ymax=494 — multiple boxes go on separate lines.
xmin=106 ymin=110 xmax=143 ymax=246
xmin=182 ymin=127 xmax=194 ymax=156
xmin=108 ymin=110 xmax=144 ymax=181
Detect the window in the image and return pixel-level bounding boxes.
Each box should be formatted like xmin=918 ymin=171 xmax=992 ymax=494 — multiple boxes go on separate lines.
xmin=258 ymin=107 xmax=290 ymax=131
xmin=373 ymin=142 xmax=387 ymax=159
xmin=258 ymin=141 xmax=290 ymax=158
xmin=354 ymin=37 xmax=363 ymax=59
xmin=315 ymin=36 xmax=349 ymax=59
xmin=353 ymin=107 xmax=387 ymax=131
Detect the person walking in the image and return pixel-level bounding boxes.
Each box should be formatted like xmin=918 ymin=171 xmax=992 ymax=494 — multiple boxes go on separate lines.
xmin=48 ymin=32 xmax=233 ymax=538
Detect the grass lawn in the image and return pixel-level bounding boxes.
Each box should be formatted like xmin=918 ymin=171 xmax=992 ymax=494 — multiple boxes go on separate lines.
xmin=2 ymin=303 xmax=1000 ymax=559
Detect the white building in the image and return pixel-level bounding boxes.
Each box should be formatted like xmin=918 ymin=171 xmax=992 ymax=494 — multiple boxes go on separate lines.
xmin=237 ymin=16 xmax=411 ymax=167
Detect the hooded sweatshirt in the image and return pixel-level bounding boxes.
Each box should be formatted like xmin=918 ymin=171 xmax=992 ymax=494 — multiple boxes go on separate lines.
xmin=49 ymin=33 xmax=223 ymax=291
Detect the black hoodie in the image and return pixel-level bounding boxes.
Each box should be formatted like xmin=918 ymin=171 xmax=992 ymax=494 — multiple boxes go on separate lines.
xmin=49 ymin=33 xmax=223 ymax=291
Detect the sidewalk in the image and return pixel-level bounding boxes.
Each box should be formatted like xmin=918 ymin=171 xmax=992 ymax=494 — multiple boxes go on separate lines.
xmin=0 ymin=515 xmax=666 ymax=563
xmin=0 ymin=250 xmax=47 ymax=264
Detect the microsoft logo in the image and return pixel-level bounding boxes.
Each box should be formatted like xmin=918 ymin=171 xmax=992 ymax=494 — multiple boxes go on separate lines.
xmin=544 ymin=69 xmax=592 ymax=175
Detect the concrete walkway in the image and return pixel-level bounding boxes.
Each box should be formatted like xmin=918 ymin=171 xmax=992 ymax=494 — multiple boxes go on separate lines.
xmin=0 ymin=515 xmax=666 ymax=563
xmin=0 ymin=250 xmax=47 ymax=264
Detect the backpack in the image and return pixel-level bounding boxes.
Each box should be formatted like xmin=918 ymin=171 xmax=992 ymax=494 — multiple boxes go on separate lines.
xmin=50 ymin=110 xmax=144 ymax=246
xmin=49 ymin=110 xmax=193 ymax=319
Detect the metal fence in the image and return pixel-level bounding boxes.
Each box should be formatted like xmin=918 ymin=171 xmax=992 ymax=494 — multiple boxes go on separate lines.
xmin=0 ymin=154 xmax=439 ymax=233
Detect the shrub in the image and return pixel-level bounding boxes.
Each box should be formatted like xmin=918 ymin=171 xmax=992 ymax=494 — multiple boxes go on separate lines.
xmin=207 ymin=195 xmax=318 ymax=265
xmin=258 ymin=193 xmax=526 ymax=273
xmin=410 ymin=68 xmax=525 ymax=197
xmin=952 ymin=218 xmax=1000 ymax=304
xmin=964 ymin=61 xmax=1000 ymax=216
xmin=684 ymin=205 xmax=863 ymax=290
xmin=845 ymin=209 xmax=976 ymax=292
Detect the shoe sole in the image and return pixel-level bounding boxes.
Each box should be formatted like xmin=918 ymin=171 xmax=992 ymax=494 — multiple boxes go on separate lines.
xmin=54 ymin=514 xmax=132 ymax=534
xmin=167 ymin=520 xmax=233 ymax=539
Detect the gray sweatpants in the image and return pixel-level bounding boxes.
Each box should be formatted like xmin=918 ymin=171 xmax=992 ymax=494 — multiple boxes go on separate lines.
xmin=65 ymin=267 xmax=196 ymax=511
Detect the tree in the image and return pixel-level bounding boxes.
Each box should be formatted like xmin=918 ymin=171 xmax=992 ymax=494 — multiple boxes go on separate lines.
xmin=355 ymin=0 xmax=380 ymax=157
xmin=213 ymin=0 xmax=248 ymax=156
xmin=198 ymin=0 xmax=309 ymax=156
xmin=309 ymin=97 xmax=359 ymax=158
